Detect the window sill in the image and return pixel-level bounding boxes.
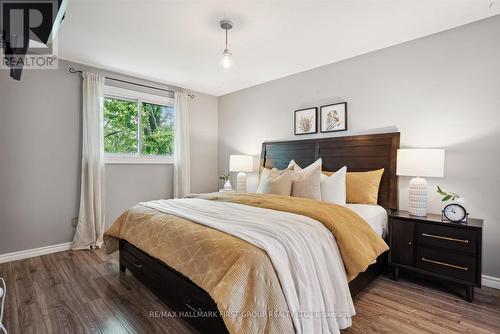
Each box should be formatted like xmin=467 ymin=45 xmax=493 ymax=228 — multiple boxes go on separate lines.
xmin=104 ymin=155 xmax=174 ymax=165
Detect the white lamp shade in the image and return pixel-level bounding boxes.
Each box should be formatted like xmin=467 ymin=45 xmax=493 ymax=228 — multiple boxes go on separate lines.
xmin=397 ymin=149 xmax=445 ymax=177
xmin=229 ymin=155 xmax=253 ymax=172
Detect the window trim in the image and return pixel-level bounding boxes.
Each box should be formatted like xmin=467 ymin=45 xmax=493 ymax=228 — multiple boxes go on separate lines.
xmin=103 ymin=85 xmax=175 ymax=165
xmin=104 ymin=154 xmax=174 ymax=165
xmin=104 ymin=85 xmax=174 ymax=106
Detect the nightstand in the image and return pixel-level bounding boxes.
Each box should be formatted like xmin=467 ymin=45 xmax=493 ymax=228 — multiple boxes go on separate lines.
xmin=388 ymin=210 xmax=483 ymax=302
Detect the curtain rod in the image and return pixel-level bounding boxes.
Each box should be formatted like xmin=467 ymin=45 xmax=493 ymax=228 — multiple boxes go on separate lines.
xmin=68 ymin=67 xmax=195 ymax=99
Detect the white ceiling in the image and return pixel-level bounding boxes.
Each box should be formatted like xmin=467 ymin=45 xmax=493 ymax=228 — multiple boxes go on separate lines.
xmin=58 ymin=0 xmax=500 ymax=96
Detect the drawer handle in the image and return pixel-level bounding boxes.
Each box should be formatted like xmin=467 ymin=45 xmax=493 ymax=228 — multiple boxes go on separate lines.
xmin=422 ymin=233 xmax=469 ymax=244
xmin=133 ymin=261 xmax=143 ymax=269
xmin=421 ymin=257 xmax=468 ymax=271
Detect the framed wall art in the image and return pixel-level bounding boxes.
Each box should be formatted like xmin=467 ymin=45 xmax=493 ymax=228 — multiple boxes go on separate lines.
xmin=320 ymin=102 xmax=347 ymax=133
xmin=294 ymin=107 xmax=317 ymax=135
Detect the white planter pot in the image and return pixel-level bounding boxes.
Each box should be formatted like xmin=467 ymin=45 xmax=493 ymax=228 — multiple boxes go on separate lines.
xmin=223 ymin=180 xmax=232 ymax=190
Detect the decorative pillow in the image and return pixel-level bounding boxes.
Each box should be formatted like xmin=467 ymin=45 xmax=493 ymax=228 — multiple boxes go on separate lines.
xmin=287 ymin=158 xmax=322 ymax=200
xmin=320 ymin=166 xmax=347 ymax=206
xmin=256 ymin=168 xmax=272 ymax=193
xmin=346 ymin=168 xmax=384 ymax=205
xmin=257 ymin=167 xmax=290 ymax=192
xmin=256 ymin=168 xmax=292 ymax=196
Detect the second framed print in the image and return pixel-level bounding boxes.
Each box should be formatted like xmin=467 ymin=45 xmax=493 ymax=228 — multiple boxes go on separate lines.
xmin=320 ymin=102 xmax=347 ymax=133
xmin=294 ymin=107 xmax=317 ymax=135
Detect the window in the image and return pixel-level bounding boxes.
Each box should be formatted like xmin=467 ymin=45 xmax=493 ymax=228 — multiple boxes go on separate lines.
xmin=103 ymin=86 xmax=175 ymax=164
xmin=104 ymin=97 xmax=138 ymax=154
xmin=141 ymin=102 xmax=175 ymax=155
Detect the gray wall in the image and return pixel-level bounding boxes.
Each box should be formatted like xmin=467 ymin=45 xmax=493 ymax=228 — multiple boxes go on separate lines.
xmin=218 ymin=16 xmax=500 ymax=278
xmin=189 ymin=91 xmax=219 ymax=194
xmin=0 ymin=60 xmax=218 ymax=254
xmin=1 ymin=62 xmax=81 ymax=252
xmin=104 ymin=164 xmax=174 ymax=228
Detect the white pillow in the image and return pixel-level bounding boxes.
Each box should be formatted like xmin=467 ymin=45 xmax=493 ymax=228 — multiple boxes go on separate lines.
xmin=256 ymin=168 xmax=271 ymax=193
xmin=320 ymin=166 xmax=347 ymax=206
xmin=287 ymin=158 xmax=322 ymax=200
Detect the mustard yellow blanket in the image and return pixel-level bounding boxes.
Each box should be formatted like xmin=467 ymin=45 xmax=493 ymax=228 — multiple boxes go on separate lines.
xmin=105 ymin=193 xmax=388 ymax=334
xmin=187 ymin=193 xmax=388 ymax=281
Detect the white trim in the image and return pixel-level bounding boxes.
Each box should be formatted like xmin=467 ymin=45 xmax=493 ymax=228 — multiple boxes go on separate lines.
xmin=482 ymin=274 xmax=500 ymax=289
xmin=104 ymin=85 xmax=174 ymax=106
xmin=0 ymin=242 xmax=72 ymax=264
xmin=103 ymin=84 xmax=175 ymax=164
xmin=105 ymin=154 xmax=174 ymax=165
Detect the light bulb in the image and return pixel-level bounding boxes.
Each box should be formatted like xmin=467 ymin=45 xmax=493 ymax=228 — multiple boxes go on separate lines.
xmin=219 ymin=49 xmax=234 ymax=69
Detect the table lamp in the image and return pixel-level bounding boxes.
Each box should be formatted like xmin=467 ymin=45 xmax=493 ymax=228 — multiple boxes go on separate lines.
xmin=229 ymin=155 xmax=253 ymax=193
xmin=397 ymin=149 xmax=445 ymax=216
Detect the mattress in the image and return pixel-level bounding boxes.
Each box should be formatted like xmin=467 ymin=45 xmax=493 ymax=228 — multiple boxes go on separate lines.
xmin=347 ymin=204 xmax=388 ymax=238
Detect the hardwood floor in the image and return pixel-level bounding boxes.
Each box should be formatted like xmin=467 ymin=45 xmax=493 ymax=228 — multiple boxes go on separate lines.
xmin=0 ymin=249 xmax=499 ymax=334
xmin=343 ymin=275 xmax=500 ymax=334
xmin=0 ymin=250 xmax=199 ymax=334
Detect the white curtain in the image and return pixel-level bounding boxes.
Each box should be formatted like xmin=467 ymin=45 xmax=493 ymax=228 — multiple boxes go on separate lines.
xmin=72 ymin=72 xmax=106 ymax=250
xmin=174 ymin=92 xmax=191 ymax=198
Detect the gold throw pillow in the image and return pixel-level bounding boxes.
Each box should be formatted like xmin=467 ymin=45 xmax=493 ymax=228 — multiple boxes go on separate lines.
xmin=345 ymin=168 xmax=384 ymax=205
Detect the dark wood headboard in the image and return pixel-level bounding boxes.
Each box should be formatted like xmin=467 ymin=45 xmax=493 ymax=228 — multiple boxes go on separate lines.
xmin=260 ymin=132 xmax=400 ymax=210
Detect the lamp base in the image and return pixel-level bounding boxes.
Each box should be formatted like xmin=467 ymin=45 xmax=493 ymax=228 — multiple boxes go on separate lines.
xmin=236 ymin=172 xmax=247 ymax=193
xmin=408 ymin=177 xmax=427 ymax=216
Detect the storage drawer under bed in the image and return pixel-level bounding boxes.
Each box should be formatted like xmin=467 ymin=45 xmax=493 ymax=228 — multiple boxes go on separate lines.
xmin=119 ymin=239 xmax=228 ymax=333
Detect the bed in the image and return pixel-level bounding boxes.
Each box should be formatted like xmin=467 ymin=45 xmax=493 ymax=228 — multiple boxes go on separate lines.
xmin=106 ymin=132 xmax=400 ymax=333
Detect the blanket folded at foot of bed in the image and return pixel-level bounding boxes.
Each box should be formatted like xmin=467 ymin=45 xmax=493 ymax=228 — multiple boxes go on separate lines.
xmin=104 ymin=193 xmax=388 ymax=334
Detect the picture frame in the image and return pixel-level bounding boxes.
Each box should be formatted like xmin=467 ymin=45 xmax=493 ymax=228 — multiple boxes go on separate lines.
xmin=294 ymin=107 xmax=317 ymax=135
xmin=320 ymin=102 xmax=347 ymax=133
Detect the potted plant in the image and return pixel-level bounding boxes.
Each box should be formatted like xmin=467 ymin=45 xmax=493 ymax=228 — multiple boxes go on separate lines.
xmin=437 ymin=186 xmax=465 ymax=204
xmin=219 ymin=174 xmax=232 ymax=190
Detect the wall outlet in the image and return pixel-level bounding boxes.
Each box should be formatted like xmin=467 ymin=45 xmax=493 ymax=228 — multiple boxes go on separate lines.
xmin=72 ymin=217 xmax=79 ymax=227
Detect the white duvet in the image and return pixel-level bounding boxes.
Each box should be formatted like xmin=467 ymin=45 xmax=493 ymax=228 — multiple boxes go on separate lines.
xmin=141 ymin=198 xmax=355 ymax=334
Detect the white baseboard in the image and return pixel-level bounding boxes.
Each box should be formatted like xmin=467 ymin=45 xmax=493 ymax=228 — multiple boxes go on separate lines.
xmin=0 ymin=242 xmax=72 ymax=264
xmin=482 ymin=275 xmax=500 ymax=289
xmin=0 ymin=242 xmax=499 ymax=290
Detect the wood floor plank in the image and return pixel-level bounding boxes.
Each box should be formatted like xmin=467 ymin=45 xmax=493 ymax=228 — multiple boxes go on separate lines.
xmin=344 ymin=276 xmax=500 ymax=334
xmin=369 ymin=281 xmax=500 ymax=332
xmin=0 ymin=249 xmax=498 ymax=334
xmin=87 ymin=299 xmax=131 ymax=334
xmin=0 ymin=262 xmax=20 ymax=334
xmin=53 ymin=282 xmax=102 ymax=334
xmin=11 ymin=260 xmax=49 ymax=334
xmin=375 ymin=277 xmax=500 ymax=330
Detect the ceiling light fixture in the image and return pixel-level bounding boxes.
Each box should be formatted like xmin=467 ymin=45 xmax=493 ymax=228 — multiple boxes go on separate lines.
xmin=219 ymin=19 xmax=234 ymax=70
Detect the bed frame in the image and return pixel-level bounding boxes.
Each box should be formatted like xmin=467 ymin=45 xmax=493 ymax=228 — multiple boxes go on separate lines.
xmin=119 ymin=132 xmax=400 ymax=333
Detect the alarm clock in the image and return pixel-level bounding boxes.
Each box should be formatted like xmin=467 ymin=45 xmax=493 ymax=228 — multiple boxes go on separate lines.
xmin=442 ymin=203 xmax=468 ymax=222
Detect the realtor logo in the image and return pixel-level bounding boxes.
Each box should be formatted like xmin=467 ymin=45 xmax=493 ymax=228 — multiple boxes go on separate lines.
xmin=0 ymin=0 xmax=60 ymax=74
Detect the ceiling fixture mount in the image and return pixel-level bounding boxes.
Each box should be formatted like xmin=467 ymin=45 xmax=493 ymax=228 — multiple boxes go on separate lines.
xmin=219 ymin=19 xmax=234 ymax=70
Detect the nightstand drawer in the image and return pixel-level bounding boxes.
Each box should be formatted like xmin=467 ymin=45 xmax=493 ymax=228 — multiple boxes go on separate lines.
xmin=416 ymin=247 xmax=476 ymax=283
xmin=417 ymin=223 xmax=477 ymax=254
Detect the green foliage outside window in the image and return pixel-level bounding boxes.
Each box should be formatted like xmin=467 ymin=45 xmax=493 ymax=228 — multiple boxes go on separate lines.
xmin=104 ymin=98 xmax=137 ymax=154
xmin=104 ymin=97 xmax=174 ymax=156
xmin=141 ymin=103 xmax=174 ymax=155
